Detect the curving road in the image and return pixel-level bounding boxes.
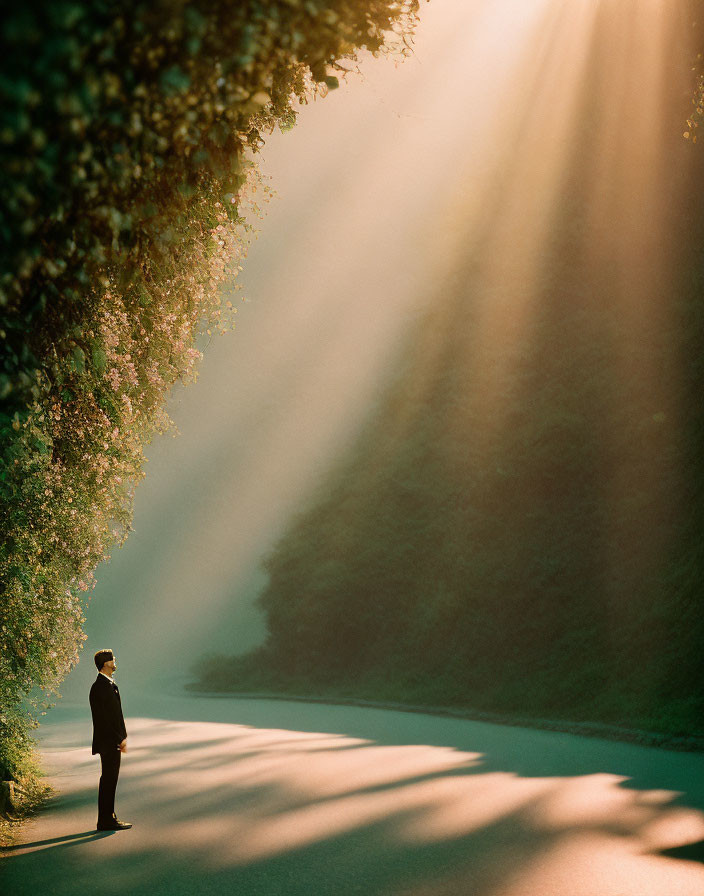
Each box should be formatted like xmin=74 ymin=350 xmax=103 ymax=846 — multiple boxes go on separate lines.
xmin=2 ymin=694 xmax=704 ymax=895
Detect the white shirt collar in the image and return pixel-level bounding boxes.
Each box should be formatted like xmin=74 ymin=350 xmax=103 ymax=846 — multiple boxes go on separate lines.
xmin=99 ymin=671 xmax=115 ymax=683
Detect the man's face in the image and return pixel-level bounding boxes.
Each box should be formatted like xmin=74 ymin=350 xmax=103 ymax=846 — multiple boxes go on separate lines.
xmin=104 ymin=655 xmax=117 ymax=675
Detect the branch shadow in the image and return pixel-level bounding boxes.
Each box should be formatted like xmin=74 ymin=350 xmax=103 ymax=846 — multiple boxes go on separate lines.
xmin=654 ymin=839 xmax=704 ymax=865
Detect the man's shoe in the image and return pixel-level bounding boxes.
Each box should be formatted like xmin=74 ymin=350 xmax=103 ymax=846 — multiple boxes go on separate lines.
xmin=97 ymin=819 xmax=132 ymax=831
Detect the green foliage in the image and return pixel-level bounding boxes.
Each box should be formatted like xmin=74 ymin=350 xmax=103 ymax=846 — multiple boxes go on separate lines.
xmin=0 ymin=0 xmax=420 ymax=787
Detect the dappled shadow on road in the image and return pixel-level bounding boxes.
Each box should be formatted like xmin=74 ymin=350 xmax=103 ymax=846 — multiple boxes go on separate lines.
xmin=655 ymin=839 xmax=704 ymax=865
xmin=3 ymin=697 xmax=704 ymax=896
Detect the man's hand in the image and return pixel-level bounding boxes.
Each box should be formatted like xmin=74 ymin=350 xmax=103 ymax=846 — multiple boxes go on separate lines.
xmin=118 ymin=739 xmax=127 ymax=753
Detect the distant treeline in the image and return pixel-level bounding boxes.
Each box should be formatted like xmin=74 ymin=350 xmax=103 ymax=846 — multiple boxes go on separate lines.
xmin=199 ymin=227 xmax=704 ymax=736
xmin=196 ymin=13 xmax=704 ymax=739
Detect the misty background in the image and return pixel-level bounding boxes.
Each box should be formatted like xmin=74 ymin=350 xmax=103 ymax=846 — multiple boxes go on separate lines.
xmin=58 ymin=0 xmax=704 ymax=739
xmin=58 ymin=0 xmax=484 ymax=701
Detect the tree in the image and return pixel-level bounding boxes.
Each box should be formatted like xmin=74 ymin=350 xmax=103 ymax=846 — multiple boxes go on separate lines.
xmin=0 ymin=0 xmax=420 ymax=788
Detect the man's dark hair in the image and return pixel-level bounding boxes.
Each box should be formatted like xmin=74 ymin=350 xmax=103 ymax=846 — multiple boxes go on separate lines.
xmin=94 ymin=649 xmax=114 ymax=671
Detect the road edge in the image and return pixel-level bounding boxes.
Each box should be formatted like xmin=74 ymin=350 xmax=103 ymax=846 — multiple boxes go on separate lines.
xmin=183 ymin=685 xmax=704 ymax=754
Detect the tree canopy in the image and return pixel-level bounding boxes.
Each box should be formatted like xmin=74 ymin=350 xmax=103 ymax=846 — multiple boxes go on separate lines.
xmin=0 ymin=0 xmax=419 ymax=786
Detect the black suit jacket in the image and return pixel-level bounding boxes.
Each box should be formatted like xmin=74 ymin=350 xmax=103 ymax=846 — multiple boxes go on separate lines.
xmin=89 ymin=674 xmax=127 ymax=755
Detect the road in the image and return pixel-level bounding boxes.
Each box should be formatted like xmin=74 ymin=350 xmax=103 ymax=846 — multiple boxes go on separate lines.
xmin=2 ymin=694 xmax=704 ymax=895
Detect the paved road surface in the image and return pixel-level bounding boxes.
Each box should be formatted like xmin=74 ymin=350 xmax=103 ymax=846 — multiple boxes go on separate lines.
xmin=2 ymin=694 xmax=704 ymax=895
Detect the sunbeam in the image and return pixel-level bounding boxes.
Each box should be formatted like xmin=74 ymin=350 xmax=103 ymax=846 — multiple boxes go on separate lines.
xmin=63 ymin=0 xmax=701 ymax=701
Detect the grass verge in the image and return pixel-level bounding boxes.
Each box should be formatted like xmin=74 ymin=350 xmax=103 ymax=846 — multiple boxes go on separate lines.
xmin=187 ymin=660 xmax=704 ymax=754
xmin=0 ymin=751 xmax=53 ymax=850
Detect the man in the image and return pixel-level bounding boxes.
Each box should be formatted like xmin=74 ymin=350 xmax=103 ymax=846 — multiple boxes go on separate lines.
xmin=89 ymin=648 xmax=132 ymax=831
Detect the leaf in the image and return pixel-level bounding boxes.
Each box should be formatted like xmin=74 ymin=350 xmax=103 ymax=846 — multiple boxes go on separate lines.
xmin=159 ymin=66 xmax=192 ymax=96
xmin=70 ymin=347 xmax=85 ymax=374
xmin=91 ymin=347 xmax=107 ymax=373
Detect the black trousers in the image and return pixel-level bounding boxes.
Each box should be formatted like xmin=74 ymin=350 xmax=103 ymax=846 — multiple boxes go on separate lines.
xmin=97 ymin=748 xmax=121 ymax=823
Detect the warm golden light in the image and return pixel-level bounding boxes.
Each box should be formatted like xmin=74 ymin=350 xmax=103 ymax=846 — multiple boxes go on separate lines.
xmin=7 ymin=4 xmax=704 ymax=894
xmin=60 ymin=0 xmax=699 ymax=718
xmin=7 ymin=700 xmax=704 ymax=895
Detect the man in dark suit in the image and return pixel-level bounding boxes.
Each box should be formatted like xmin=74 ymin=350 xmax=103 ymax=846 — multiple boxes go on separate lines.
xmin=89 ymin=648 xmax=132 ymax=831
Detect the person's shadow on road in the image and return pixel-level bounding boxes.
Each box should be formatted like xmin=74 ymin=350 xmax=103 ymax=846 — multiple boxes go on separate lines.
xmin=2 ymin=829 xmax=114 ymax=853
